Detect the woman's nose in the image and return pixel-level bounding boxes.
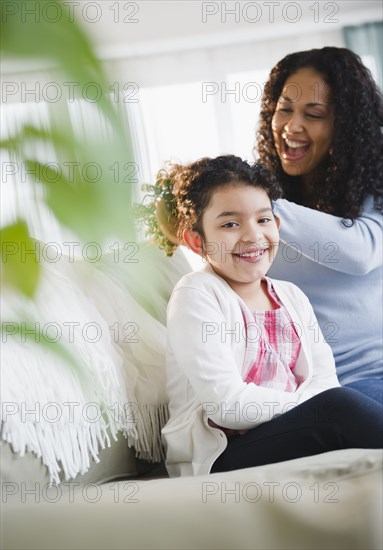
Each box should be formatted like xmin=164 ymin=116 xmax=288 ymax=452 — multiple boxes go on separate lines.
xmin=285 ymin=112 xmax=304 ymax=133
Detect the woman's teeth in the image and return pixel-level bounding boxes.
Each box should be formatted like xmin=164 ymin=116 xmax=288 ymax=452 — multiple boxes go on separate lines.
xmin=285 ymin=138 xmax=308 ymax=148
xmin=282 ymin=136 xmax=310 ymax=159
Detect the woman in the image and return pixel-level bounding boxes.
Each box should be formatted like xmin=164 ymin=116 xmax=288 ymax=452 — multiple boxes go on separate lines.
xmin=144 ymin=47 xmax=382 ymax=403
xmin=257 ymin=47 xmax=382 ymax=403
xmin=161 ymin=155 xmax=382 ymax=477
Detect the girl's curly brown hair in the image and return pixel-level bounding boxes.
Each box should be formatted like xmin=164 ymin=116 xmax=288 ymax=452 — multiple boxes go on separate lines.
xmin=172 ymin=155 xmax=282 ymax=240
xmin=256 ymin=46 xmax=383 ymax=221
xmin=136 ymin=156 xmax=281 ymax=255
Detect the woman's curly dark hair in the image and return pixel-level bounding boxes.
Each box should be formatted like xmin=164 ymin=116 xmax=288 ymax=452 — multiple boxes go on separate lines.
xmin=256 ymin=46 xmax=383 ymax=220
xmin=173 ymin=155 xmax=281 ymax=239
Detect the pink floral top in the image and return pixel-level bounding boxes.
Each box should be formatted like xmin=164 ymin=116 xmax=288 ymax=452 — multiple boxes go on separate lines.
xmin=243 ymin=278 xmax=301 ymax=391
xmin=209 ymin=278 xmax=301 ymax=437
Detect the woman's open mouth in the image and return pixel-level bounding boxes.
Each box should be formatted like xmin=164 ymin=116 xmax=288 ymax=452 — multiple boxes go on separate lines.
xmin=282 ymin=137 xmax=311 ymax=161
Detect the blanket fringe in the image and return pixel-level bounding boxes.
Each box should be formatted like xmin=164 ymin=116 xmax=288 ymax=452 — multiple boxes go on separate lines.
xmin=132 ymin=403 xmax=169 ymax=463
xmin=1 ymin=402 xmax=169 ymax=484
xmin=1 ymin=246 xmax=188 ymax=483
xmin=1 ymin=417 xmax=114 ymax=485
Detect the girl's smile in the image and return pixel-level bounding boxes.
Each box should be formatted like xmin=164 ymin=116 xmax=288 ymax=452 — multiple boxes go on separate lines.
xmin=193 ymin=183 xmax=280 ymax=300
xmin=232 ymin=246 xmax=269 ymax=263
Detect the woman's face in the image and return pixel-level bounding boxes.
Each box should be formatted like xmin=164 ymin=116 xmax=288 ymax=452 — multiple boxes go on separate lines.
xmin=271 ymin=67 xmax=334 ymax=184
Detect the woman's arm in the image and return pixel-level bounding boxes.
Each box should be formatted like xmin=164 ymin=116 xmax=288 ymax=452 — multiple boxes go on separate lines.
xmin=274 ymin=196 xmax=382 ymax=275
xmin=294 ymin=287 xmax=341 ymax=395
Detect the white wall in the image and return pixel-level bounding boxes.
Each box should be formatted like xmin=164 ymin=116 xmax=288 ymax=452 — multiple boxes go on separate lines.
xmin=3 ymin=1 xmax=382 ymax=89
xmin=1 ymin=0 xmax=382 ymax=241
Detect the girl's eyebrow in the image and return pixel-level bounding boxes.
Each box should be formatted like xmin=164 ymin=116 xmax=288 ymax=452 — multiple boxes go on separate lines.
xmin=216 ymin=207 xmax=273 ymax=219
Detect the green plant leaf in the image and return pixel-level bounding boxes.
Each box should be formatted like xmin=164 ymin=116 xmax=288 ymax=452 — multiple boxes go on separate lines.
xmin=1 ymin=0 xmax=137 ymax=243
xmin=1 ymin=0 xmax=116 ymax=121
xmin=0 ymin=220 xmax=40 ymax=297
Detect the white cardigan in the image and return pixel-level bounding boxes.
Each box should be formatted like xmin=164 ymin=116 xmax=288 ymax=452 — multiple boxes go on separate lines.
xmin=162 ymin=264 xmax=340 ymax=477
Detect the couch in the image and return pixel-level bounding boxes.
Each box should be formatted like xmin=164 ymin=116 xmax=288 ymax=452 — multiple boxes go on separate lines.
xmin=1 ymin=243 xmax=382 ymax=549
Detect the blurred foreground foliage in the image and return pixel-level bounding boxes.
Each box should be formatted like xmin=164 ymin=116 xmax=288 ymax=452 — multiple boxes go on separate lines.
xmin=0 ymin=0 xmax=136 ymax=297
xmin=0 ymin=1 xmax=138 ymax=372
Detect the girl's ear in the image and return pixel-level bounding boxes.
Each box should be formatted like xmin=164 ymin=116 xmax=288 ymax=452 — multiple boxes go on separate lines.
xmin=183 ymin=230 xmax=204 ymax=256
xmin=275 ymin=215 xmax=281 ymax=230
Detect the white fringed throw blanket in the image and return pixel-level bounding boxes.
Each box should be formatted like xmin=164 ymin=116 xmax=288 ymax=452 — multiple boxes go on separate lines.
xmin=1 ymin=242 xmax=191 ymax=484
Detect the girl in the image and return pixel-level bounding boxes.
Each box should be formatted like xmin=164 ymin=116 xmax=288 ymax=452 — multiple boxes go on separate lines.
xmin=257 ymin=47 xmax=383 ymax=403
xmin=161 ymin=155 xmax=382 ymax=476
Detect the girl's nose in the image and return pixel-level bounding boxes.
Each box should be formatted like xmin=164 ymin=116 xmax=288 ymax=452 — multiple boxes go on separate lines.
xmin=242 ymin=224 xmax=264 ymax=242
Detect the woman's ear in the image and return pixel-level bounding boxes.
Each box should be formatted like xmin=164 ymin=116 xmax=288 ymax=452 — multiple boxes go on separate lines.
xmin=275 ymin=215 xmax=281 ymax=230
xmin=183 ymin=230 xmax=204 ymax=256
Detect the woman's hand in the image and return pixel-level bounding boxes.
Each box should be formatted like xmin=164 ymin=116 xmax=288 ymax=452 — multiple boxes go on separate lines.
xmin=156 ymin=198 xmax=181 ymax=246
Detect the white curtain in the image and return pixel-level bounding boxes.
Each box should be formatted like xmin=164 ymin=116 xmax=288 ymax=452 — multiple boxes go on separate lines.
xmin=344 ymin=22 xmax=383 ymax=89
xmin=1 ymin=97 xmax=140 ymax=249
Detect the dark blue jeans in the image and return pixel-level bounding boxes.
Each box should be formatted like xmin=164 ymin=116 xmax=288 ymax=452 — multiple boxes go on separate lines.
xmin=344 ymin=378 xmax=383 ymax=405
xmin=211 ymin=387 xmax=383 ymax=473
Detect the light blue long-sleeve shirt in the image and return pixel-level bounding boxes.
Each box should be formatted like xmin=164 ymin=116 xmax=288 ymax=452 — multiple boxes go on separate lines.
xmin=269 ymin=196 xmax=383 ymax=384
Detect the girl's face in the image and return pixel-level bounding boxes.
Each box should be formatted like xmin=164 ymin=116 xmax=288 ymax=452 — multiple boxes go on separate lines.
xmin=188 ymin=183 xmax=280 ymax=295
xmin=271 ymin=67 xmax=334 ymax=184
